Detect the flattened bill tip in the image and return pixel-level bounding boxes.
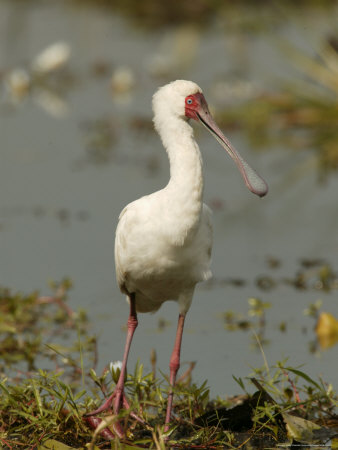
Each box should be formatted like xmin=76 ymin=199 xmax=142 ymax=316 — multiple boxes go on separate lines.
xmin=254 ymin=179 xmax=268 ymax=198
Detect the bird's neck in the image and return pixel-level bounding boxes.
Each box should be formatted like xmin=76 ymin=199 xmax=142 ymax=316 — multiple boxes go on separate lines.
xmin=158 ymin=117 xmax=204 ymax=242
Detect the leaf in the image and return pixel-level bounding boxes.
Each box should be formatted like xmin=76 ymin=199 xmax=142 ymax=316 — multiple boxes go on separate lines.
xmin=74 ymin=389 xmax=86 ymax=401
xmin=39 ymin=439 xmax=77 ymax=449
xmin=283 ymin=412 xmax=320 ymax=443
xmin=284 ymin=413 xmax=338 ymax=445
xmin=32 ymin=379 xmax=43 ymax=416
xmin=232 ymin=375 xmax=245 ymax=391
xmin=283 ymin=367 xmax=322 ymax=391
xmin=0 ymin=380 xmax=10 ymax=396
xmin=0 ymin=321 xmax=17 ymax=333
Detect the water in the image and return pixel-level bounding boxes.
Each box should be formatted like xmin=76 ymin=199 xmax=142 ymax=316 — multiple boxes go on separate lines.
xmin=1 ymin=1 xmax=338 ymax=398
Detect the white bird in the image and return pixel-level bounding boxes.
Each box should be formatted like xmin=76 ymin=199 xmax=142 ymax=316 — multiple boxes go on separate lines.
xmin=86 ymin=80 xmax=268 ymax=438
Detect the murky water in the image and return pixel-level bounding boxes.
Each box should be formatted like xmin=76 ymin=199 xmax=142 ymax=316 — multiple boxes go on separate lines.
xmin=1 ymin=2 xmax=338 ymax=397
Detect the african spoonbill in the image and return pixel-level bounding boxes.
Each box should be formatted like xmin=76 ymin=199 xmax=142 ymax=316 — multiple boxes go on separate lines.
xmin=86 ymin=79 xmax=268 ymax=438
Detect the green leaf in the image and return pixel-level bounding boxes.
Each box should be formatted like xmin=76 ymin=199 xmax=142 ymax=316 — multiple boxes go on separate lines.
xmin=283 ymin=412 xmax=320 ymax=443
xmin=232 ymin=375 xmax=245 ymax=391
xmin=284 ymin=367 xmax=322 ymax=390
xmin=74 ymin=389 xmax=86 ymax=401
xmin=32 ymin=379 xmax=43 ymax=416
xmin=0 ymin=321 xmax=17 ymax=333
xmin=39 ymin=439 xmax=78 ymax=449
xmin=0 ymin=380 xmax=10 ymax=396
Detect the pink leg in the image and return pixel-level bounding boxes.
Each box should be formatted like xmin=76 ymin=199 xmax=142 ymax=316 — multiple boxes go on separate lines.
xmin=113 ymin=293 xmax=138 ymax=414
xmin=84 ymin=293 xmax=139 ymax=438
xmin=164 ymin=313 xmax=186 ymax=433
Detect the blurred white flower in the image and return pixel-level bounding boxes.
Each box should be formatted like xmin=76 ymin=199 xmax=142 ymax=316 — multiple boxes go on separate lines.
xmin=34 ymin=90 xmax=69 ymax=118
xmin=32 ymin=41 xmax=71 ymax=74
xmin=5 ymin=68 xmax=30 ymax=101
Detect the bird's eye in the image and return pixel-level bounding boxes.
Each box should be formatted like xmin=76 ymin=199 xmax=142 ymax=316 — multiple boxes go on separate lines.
xmin=186 ymin=98 xmax=193 ymax=105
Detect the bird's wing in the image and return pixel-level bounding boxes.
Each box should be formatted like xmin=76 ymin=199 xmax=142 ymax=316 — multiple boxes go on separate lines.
xmin=114 ymin=204 xmax=131 ymax=294
xmin=202 ymin=203 xmax=213 ymax=255
xmin=114 ymin=197 xmax=151 ymax=294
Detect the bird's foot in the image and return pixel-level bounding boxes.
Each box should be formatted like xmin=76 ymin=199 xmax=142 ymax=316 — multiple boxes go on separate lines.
xmin=84 ymin=391 xmax=116 ymax=417
xmin=83 ymin=390 xmax=145 ymax=440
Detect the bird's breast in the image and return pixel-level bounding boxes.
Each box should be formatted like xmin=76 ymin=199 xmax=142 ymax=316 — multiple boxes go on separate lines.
xmin=115 ymin=196 xmax=212 ymax=303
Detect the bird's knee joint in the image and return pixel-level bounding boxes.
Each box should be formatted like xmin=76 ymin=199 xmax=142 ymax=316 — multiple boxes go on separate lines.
xmin=169 ymin=359 xmax=180 ymax=373
xmin=127 ymin=317 xmax=138 ymax=330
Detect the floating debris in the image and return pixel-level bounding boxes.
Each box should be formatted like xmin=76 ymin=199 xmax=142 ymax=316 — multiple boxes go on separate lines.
xmin=255 ymin=275 xmax=276 ymax=291
xmin=91 ymin=59 xmax=111 ymax=77
xmin=284 ymin=261 xmax=338 ymax=292
xmin=266 ymin=255 xmax=281 ymax=269
xmin=157 ymin=317 xmax=171 ymax=332
xmin=110 ymin=66 xmax=135 ymax=94
xmin=32 ymin=41 xmax=71 ymax=74
xmin=110 ymin=66 xmax=135 ymax=104
xmin=55 ymin=208 xmax=71 ymax=226
xmin=81 ymin=117 xmax=117 ymax=164
xmin=304 ymin=300 xmax=322 ymax=319
xmin=300 ymin=258 xmax=326 ymax=269
xmin=222 ymin=297 xmax=270 ymax=342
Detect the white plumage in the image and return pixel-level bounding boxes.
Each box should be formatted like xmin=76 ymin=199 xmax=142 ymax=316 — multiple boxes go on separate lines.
xmin=86 ymin=80 xmax=267 ymax=438
xmin=115 ymin=81 xmax=212 ymax=314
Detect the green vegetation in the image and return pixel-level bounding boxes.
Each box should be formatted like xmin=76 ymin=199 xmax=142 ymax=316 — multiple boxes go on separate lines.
xmin=0 ymin=280 xmax=337 ymax=449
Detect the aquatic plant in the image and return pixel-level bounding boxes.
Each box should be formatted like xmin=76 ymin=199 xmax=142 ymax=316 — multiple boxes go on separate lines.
xmin=0 ymin=282 xmax=337 ymax=448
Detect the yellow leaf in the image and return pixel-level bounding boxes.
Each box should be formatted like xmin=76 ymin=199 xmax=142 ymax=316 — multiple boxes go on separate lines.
xmin=283 ymin=412 xmax=320 ymax=443
xmin=316 ymin=312 xmax=338 ymax=349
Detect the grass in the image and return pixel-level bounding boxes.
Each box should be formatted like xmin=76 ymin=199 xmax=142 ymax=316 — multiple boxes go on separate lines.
xmin=0 ymin=280 xmax=337 ymax=448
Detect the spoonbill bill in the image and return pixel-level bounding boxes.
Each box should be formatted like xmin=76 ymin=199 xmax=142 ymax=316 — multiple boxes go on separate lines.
xmin=86 ymin=80 xmax=268 ymax=438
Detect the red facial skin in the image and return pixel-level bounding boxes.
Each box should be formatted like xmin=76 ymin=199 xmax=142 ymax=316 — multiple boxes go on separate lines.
xmin=185 ymin=93 xmax=207 ymax=120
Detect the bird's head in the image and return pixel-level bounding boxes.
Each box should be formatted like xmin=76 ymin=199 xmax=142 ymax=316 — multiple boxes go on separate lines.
xmin=153 ymin=80 xmax=268 ymax=198
xmin=152 ymin=79 xmax=202 ymax=120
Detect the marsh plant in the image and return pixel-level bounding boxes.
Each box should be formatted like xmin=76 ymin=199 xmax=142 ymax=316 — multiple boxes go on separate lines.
xmin=0 ymin=283 xmax=337 ymax=448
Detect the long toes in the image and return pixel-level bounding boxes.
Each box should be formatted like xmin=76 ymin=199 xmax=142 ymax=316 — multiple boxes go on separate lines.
xmin=84 ymin=393 xmax=115 ymax=417
xmin=130 ymin=410 xmax=146 ymax=424
xmin=83 ymin=416 xmax=116 ymax=440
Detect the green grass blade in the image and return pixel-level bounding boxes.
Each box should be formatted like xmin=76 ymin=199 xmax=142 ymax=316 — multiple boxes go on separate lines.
xmin=284 ymin=367 xmax=322 ymax=391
